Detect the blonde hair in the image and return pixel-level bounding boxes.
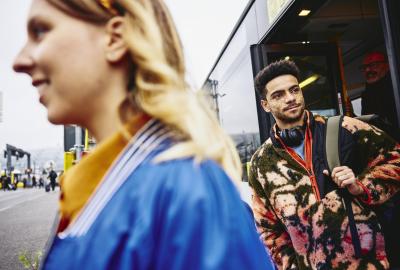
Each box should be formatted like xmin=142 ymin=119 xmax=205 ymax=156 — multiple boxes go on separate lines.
xmin=47 ymin=0 xmax=242 ymax=183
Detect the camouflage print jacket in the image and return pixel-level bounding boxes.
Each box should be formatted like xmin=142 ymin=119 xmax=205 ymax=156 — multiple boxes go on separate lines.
xmin=249 ymin=113 xmax=400 ymax=270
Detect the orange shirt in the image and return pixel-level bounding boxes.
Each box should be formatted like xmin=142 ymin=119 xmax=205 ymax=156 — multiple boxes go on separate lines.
xmin=57 ymin=114 xmax=150 ymax=232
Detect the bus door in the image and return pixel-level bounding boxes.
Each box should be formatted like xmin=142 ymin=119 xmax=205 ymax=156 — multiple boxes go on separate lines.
xmin=250 ymin=43 xmax=343 ymax=143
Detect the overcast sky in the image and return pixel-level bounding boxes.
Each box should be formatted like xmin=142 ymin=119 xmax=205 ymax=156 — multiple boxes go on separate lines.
xmin=0 ymin=0 xmax=248 ymax=152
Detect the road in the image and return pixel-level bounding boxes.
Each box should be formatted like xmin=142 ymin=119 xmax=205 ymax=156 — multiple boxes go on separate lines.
xmin=0 ymin=188 xmax=58 ymax=270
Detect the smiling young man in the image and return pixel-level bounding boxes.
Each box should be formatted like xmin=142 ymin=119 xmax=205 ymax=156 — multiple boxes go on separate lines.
xmin=249 ymin=60 xmax=400 ymax=269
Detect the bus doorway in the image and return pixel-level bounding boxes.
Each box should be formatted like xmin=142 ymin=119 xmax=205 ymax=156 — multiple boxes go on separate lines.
xmin=251 ymin=0 xmax=400 ymax=142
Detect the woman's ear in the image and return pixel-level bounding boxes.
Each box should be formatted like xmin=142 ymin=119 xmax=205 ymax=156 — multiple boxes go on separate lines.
xmin=105 ymin=16 xmax=127 ymax=63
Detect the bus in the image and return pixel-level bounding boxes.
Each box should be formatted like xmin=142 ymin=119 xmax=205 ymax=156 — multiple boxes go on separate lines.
xmin=204 ymin=0 xmax=400 ymax=180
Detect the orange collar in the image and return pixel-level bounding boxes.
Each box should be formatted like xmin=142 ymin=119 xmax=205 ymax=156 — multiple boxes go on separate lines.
xmin=274 ymin=112 xmax=321 ymax=201
xmin=57 ymin=114 xmax=150 ymax=232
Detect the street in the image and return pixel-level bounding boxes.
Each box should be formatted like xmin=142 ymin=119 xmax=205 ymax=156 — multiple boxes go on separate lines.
xmin=0 ymin=189 xmax=58 ymax=270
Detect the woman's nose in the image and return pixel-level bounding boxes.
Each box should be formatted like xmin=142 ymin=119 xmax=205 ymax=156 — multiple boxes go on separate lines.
xmin=13 ymin=45 xmax=34 ymax=74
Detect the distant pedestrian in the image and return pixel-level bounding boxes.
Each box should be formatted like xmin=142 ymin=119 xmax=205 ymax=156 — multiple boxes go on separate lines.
xmin=39 ymin=177 xmax=44 ymax=189
xmin=32 ymin=176 xmax=37 ymax=188
xmin=12 ymin=178 xmax=16 ymax=190
xmin=48 ymin=170 xmax=57 ymax=191
xmin=1 ymin=175 xmax=7 ymax=191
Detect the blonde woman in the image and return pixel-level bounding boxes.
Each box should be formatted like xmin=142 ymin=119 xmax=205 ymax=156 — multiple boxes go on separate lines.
xmin=13 ymin=0 xmax=273 ymax=269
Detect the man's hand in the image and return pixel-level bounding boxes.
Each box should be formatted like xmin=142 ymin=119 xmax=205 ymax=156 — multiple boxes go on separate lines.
xmin=323 ymin=166 xmax=364 ymax=196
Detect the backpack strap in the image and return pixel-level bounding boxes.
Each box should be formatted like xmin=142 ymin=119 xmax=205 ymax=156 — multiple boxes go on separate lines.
xmin=325 ymin=115 xmax=341 ymax=172
xmin=356 ymin=114 xmax=379 ymax=123
xmin=325 ymin=115 xmax=362 ymax=258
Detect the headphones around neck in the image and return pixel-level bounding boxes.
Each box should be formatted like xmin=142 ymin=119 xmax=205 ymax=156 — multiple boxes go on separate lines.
xmin=278 ymin=126 xmax=305 ymax=147
xmin=276 ymin=112 xmax=309 ymax=147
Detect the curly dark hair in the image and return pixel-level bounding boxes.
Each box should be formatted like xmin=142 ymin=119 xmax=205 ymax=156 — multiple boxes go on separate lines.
xmin=254 ymin=60 xmax=300 ymax=99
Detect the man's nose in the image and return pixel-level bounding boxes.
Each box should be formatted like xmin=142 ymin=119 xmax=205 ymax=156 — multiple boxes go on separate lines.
xmin=13 ymin=45 xmax=34 ymax=74
xmin=284 ymin=91 xmax=296 ymax=103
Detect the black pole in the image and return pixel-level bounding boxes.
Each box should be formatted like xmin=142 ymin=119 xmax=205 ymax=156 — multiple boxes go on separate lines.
xmin=27 ymin=154 xmax=31 ymax=181
xmin=378 ymin=0 xmax=400 ymax=128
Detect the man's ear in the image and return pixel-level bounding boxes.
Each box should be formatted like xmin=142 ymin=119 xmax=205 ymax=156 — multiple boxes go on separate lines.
xmin=105 ymin=16 xmax=128 ymax=63
xmin=261 ymin=99 xmax=271 ymax=113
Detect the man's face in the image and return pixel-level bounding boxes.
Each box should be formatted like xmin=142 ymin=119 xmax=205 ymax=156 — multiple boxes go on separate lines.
xmin=362 ymin=53 xmax=389 ymax=84
xmin=261 ymin=74 xmax=305 ymax=129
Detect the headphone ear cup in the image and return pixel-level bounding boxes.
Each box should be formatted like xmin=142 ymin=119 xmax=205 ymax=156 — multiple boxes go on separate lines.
xmin=279 ymin=127 xmax=304 ymax=147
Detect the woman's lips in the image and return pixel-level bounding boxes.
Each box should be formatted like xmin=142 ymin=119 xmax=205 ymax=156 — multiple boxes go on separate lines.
xmin=39 ymin=97 xmax=44 ymax=104
xmin=35 ymin=81 xmax=49 ymax=105
xmin=38 ymin=91 xmax=46 ymax=105
xmin=32 ymin=79 xmax=49 ymax=87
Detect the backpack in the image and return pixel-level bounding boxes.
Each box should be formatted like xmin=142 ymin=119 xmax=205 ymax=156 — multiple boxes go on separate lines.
xmin=326 ymin=115 xmax=400 ymax=267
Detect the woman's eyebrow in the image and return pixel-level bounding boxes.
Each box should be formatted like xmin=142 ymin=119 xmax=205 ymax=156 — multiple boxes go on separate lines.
xmin=27 ymin=15 xmax=49 ymax=30
xmin=27 ymin=16 xmax=39 ymax=32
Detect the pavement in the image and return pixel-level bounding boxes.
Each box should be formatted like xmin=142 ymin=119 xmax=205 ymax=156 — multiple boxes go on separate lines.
xmin=0 ymin=188 xmax=59 ymax=270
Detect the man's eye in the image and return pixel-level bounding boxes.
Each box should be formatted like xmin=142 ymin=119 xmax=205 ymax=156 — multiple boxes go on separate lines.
xmin=291 ymin=87 xmax=300 ymax=93
xmin=272 ymin=93 xmax=283 ymax=99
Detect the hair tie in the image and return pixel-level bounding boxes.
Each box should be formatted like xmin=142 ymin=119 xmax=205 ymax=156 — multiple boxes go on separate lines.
xmin=98 ymin=0 xmax=119 ymax=15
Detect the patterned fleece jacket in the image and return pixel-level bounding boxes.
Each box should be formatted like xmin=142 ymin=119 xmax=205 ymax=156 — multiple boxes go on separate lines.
xmin=249 ymin=113 xmax=400 ymax=270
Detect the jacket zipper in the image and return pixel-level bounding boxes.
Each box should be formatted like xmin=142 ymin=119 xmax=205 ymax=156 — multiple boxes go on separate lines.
xmin=289 ymin=152 xmax=321 ymax=202
xmin=276 ymin=127 xmax=321 ymax=202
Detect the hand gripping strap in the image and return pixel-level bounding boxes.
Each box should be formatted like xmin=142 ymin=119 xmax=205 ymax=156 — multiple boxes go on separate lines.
xmin=325 ymin=115 xmax=362 ymax=258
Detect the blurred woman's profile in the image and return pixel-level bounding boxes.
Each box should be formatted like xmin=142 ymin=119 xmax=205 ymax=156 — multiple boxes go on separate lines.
xmin=13 ymin=0 xmax=274 ymax=269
